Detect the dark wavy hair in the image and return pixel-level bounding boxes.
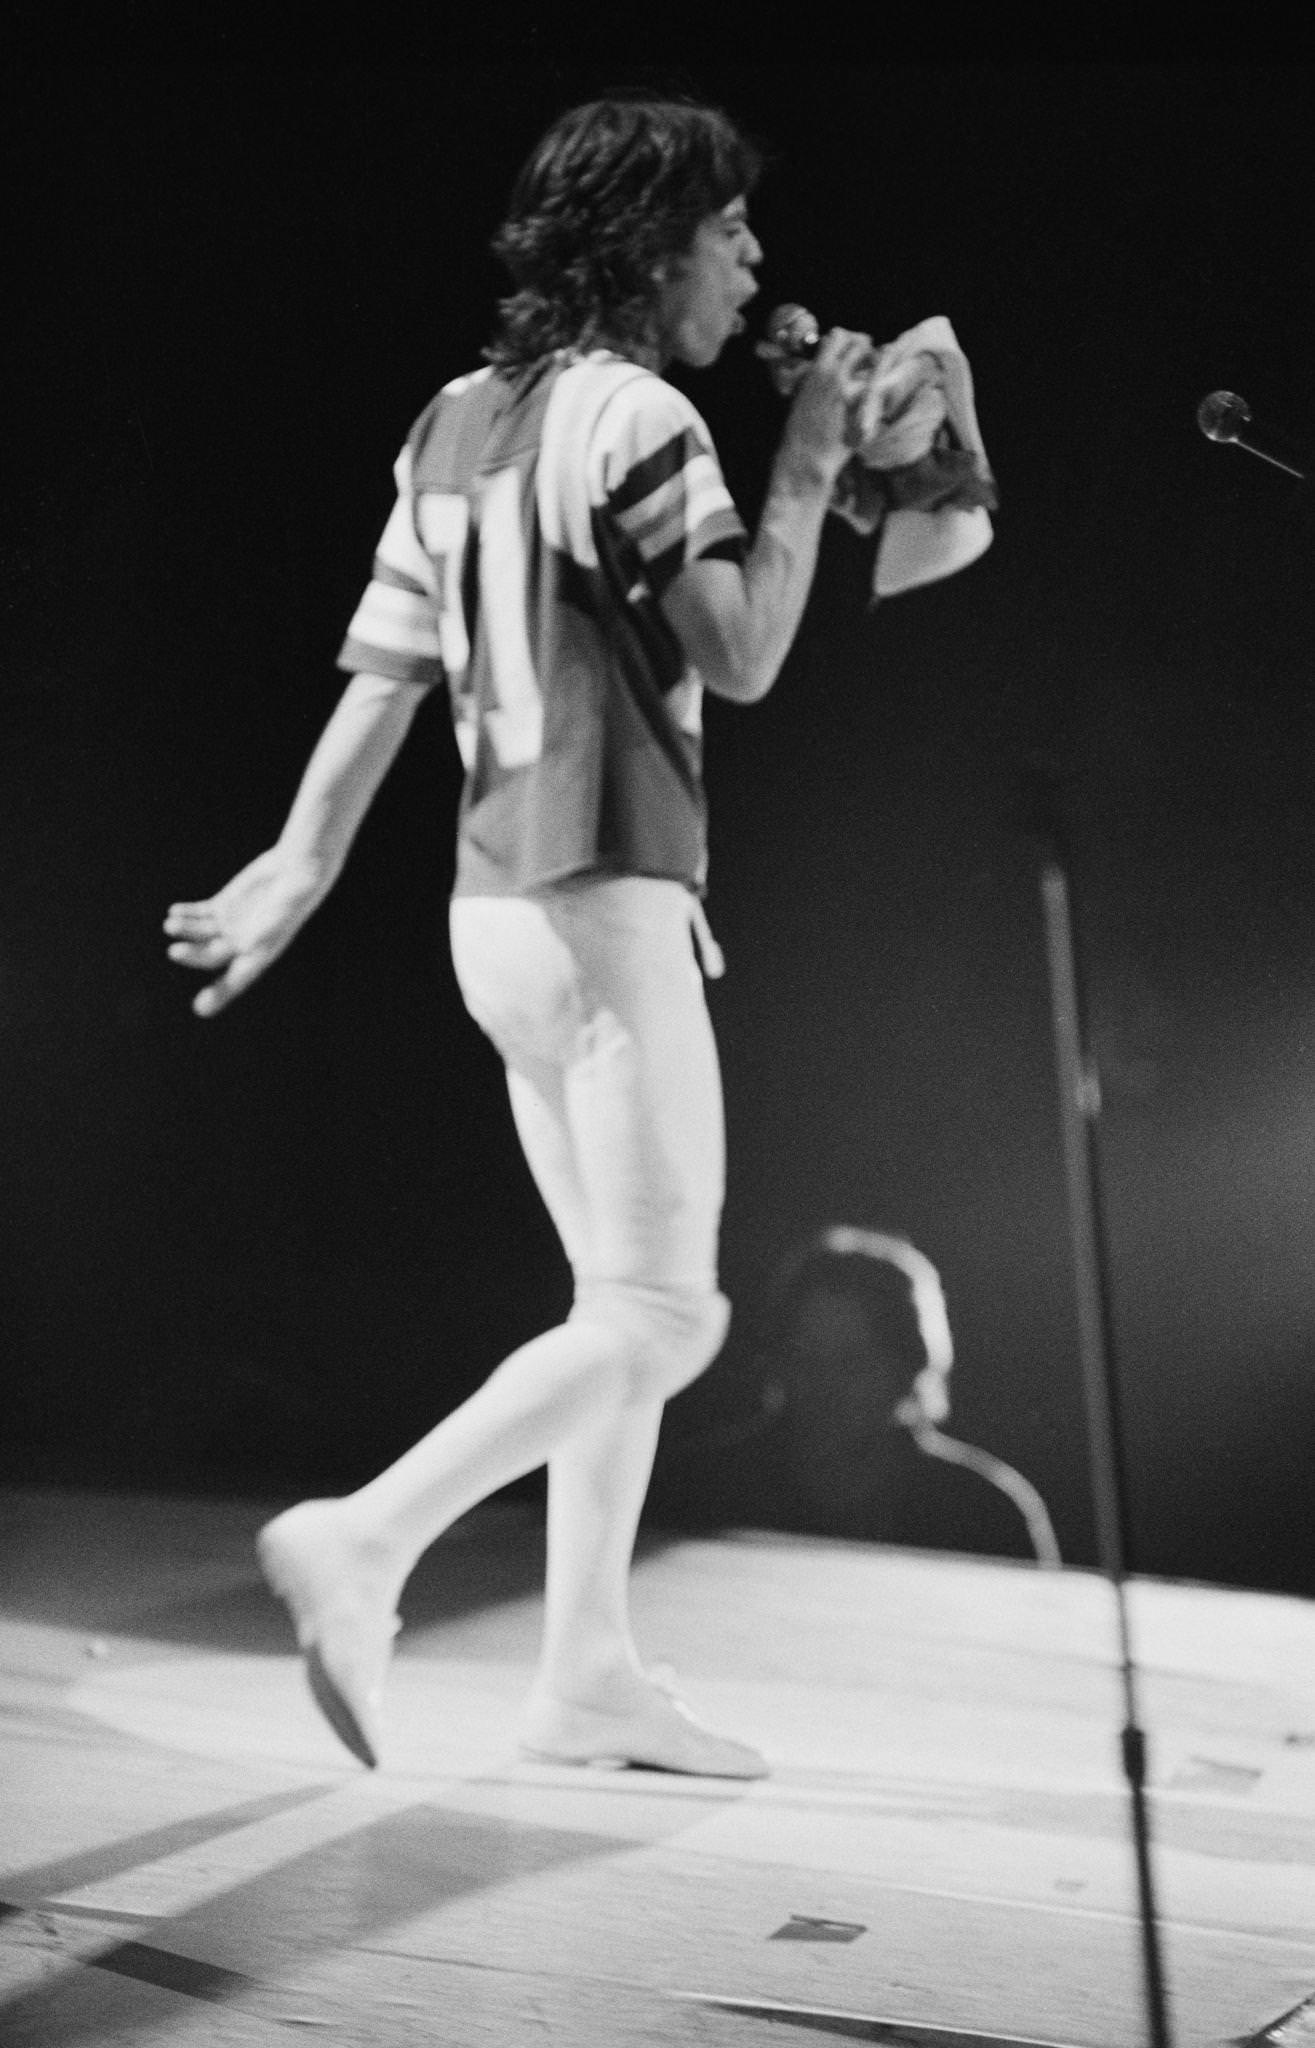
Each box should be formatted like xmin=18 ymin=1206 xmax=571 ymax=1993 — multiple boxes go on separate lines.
xmin=485 ymin=96 xmax=762 ymax=373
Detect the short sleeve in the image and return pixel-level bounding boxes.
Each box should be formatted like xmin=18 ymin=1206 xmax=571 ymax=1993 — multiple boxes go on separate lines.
xmin=592 ymin=376 xmax=746 ymax=596
xmin=336 ymin=446 xmax=447 ymax=688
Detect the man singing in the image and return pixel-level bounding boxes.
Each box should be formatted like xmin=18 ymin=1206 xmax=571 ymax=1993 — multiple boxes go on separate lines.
xmin=166 ymin=95 xmax=876 ymax=1778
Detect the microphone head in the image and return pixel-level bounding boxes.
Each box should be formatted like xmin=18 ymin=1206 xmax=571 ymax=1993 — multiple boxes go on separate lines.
xmin=1197 ymin=390 xmax=1252 ymax=443
xmin=755 ymin=304 xmax=821 ymax=394
xmin=763 ymin=303 xmax=821 ymax=358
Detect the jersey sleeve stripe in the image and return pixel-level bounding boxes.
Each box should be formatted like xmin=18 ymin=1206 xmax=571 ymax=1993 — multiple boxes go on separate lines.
xmin=637 ymin=506 xmax=748 ymax=596
xmin=615 ymin=450 xmax=742 ymax=540
xmin=639 ymin=507 xmax=749 ymax=596
xmin=374 ymin=491 xmax=439 ymax=594
xmin=370 ymin=556 xmax=432 ymax=598
xmin=606 ymin=429 xmax=693 ymax=513
xmin=688 ymin=504 xmax=749 ymax=557
xmin=620 ymin=482 xmax=746 ymax=570
xmin=696 ymin=530 xmax=749 ymax=566
xmin=340 ymin=578 xmax=444 ymax=659
xmin=335 ymin=438 xmax=444 ymax=688
xmin=352 ymin=576 xmax=443 ymax=643
xmin=335 ymin=636 xmax=444 ymax=687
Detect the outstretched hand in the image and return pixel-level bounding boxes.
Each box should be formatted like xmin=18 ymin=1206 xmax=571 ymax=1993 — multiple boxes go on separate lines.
xmin=164 ymin=850 xmax=326 ymax=1017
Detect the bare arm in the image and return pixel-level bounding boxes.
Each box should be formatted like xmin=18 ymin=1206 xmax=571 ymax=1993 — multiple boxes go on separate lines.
xmin=660 ymin=328 xmax=876 ymax=705
xmin=165 ymin=670 xmax=427 ymax=1016
xmin=274 ymin=670 xmax=428 ymax=884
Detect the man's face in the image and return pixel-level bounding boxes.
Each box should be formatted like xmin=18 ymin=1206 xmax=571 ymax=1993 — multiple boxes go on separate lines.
xmin=653 ymin=196 xmax=762 ymax=368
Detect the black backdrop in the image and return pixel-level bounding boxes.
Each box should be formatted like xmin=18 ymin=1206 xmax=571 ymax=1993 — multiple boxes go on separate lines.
xmin=5 ymin=61 xmax=1314 ymax=1594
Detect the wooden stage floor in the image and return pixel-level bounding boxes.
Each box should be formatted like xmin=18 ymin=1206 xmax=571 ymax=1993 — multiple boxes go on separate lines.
xmin=1 ymin=1484 xmax=1313 ymax=2047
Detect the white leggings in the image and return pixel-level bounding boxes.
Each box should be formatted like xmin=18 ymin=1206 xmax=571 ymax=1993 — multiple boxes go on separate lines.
xmin=449 ymin=877 xmax=730 ymax=1400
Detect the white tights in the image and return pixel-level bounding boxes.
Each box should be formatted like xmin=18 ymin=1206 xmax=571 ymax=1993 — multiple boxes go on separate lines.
xmin=342 ymin=876 xmax=728 ymax=1705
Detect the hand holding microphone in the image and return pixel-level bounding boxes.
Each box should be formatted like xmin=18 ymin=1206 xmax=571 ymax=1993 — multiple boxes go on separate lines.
xmin=770 ymin=318 xmax=889 ymax=484
xmin=758 ymin=303 xmax=954 ymax=470
xmin=756 ymin=304 xmax=997 ymax=593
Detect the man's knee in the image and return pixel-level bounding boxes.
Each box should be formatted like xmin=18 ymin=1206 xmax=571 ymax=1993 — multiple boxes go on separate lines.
xmin=571 ymin=1281 xmax=730 ymax=1400
xmin=658 ymin=1287 xmax=730 ymax=1397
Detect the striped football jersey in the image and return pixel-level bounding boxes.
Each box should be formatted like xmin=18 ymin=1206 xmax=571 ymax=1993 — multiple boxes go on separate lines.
xmin=337 ymin=352 xmax=747 ymax=896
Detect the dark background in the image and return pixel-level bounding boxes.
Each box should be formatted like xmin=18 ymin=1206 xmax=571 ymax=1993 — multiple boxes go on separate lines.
xmin=4 ymin=60 xmax=1314 ymax=1594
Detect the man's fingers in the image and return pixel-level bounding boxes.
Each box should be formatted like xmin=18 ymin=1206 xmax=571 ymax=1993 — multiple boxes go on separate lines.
xmin=168 ymin=936 xmax=235 ymax=970
xmin=164 ymin=902 xmax=221 ymax=935
xmin=820 ymin=327 xmax=876 ymax=370
xmin=192 ymin=949 xmax=271 ymax=1018
xmin=813 ymin=329 xmax=882 ymax=414
xmin=194 ymin=982 xmax=234 ymax=1019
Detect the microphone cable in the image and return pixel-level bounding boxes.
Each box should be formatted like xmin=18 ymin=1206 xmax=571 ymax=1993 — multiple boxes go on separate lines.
xmin=893 ymin=1403 xmax=1063 ymax=1570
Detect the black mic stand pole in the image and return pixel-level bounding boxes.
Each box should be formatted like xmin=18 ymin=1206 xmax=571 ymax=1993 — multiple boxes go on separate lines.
xmin=1028 ymin=774 xmax=1174 ymax=2048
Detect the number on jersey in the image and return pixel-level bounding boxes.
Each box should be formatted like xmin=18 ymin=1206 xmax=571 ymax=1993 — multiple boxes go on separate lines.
xmin=416 ymin=471 xmax=545 ymax=772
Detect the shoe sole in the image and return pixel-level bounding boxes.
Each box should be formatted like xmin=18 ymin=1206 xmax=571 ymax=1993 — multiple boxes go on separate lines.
xmin=517 ymin=1739 xmax=767 ymax=1779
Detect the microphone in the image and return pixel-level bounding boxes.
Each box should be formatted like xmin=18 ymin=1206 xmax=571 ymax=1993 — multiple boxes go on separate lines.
xmin=755 ymin=303 xmax=822 ymax=394
xmin=1196 ymin=390 xmax=1306 ymax=480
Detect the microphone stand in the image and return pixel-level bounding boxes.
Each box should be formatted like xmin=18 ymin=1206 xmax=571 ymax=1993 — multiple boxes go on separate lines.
xmin=1023 ymin=767 xmax=1174 ymax=2048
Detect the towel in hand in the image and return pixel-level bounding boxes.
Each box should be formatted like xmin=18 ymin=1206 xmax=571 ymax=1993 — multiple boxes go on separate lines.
xmin=829 ymin=314 xmax=996 ymax=598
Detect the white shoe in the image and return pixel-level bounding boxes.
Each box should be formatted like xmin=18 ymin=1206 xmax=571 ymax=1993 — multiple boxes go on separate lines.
xmin=256 ymin=1500 xmax=401 ymax=1769
xmin=519 ymin=1673 xmax=768 ymax=1779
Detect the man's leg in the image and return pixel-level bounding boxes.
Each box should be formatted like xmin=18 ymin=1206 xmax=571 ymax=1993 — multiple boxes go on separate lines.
xmin=258 ymin=900 xmax=627 ymax=1766
xmin=510 ymin=884 xmax=763 ymax=1774
xmin=538 ymin=1385 xmax=665 ymax=1704
xmin=256 ymin=1302 xmax=634 ymax=1766
xmin=259 ymin=885 xmax=759 ymax=1773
